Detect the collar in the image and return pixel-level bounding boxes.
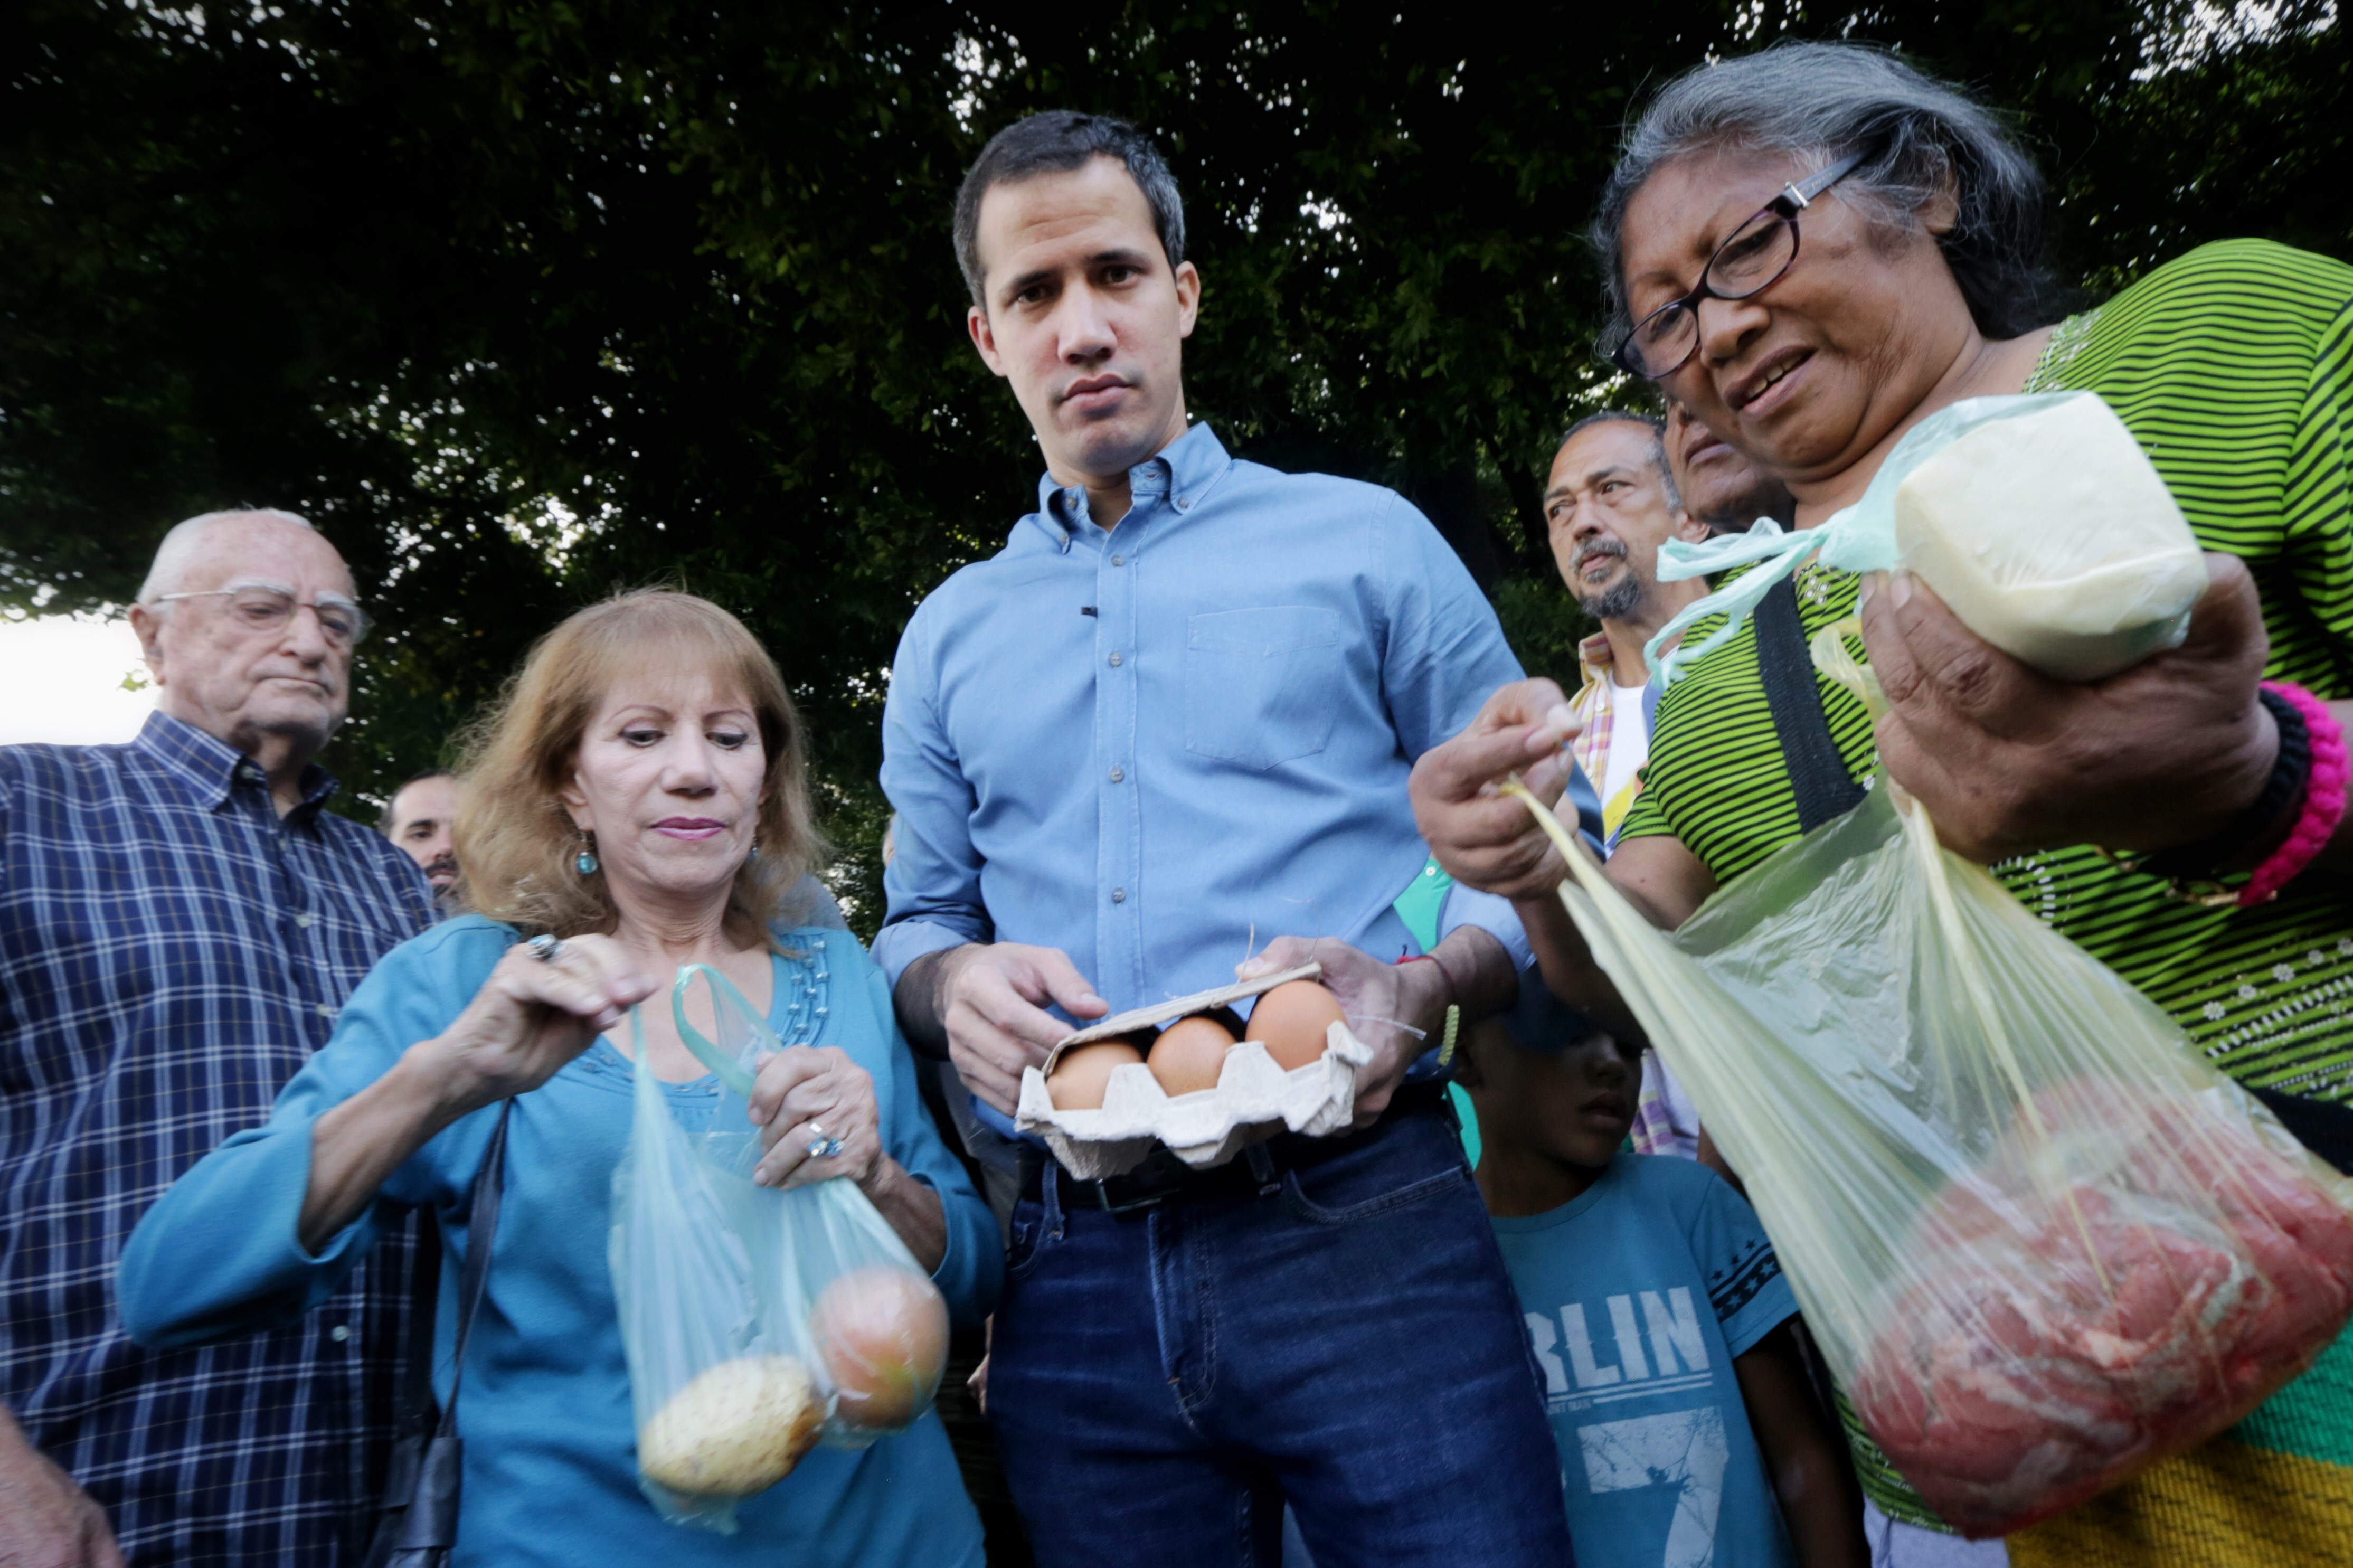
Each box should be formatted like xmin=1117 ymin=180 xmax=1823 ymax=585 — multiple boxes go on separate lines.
xmin=132 ymin=710 xmax=341 ymax=818
xmin=1030 ymin=422 xmax=1233 ymax=550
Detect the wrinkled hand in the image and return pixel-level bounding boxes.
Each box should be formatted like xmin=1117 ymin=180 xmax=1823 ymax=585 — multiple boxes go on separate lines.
xmin=746 ymin=1046 xmax=884 ymax=1190
xmin=1239 ymin=937 xmax=1447 ymax=1128
xmin=931 ymin=943 xmax=1107 ymax=1115
xmin=427 ymin=936 xmax=653 ymax=1116
xmin=1863 ymin=556 xmax=2274 ymax=863
xmin=1409 ymin=678 xmax=1584 ymax=899
xmin=0 ymin=1420 xmax=122 ymax=1568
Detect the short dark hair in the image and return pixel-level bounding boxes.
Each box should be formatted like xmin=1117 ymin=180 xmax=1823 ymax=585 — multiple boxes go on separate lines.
xmin=1555 ymin=409 xmax=1680 ymax=510
xmin=380 ymin=768 xmax=456 ymax=834
xmin=953 ymin=111 xmax=1187 ymax=307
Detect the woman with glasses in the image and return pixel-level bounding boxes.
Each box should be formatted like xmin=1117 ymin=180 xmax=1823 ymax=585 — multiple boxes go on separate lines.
xmin=1412 ymin=39 xmax=2353 ymax=1568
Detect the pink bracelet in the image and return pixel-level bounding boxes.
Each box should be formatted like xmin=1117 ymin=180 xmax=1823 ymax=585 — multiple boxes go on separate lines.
xmin=2241 ymin=682 xmax=2348 ymax=907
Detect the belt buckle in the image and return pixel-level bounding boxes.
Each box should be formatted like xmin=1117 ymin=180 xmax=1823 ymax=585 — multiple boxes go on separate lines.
xmin=1058 ymin=1170 xmax=1167 ymax=1214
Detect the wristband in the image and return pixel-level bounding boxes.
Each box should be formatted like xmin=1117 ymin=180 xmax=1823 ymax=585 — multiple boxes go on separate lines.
xmin=2139 ymin=687 xmax=2310 ymax=883
xmin=2239 ymin=682 xmax=2347 ymax=907
xmin=1396 ymin=953 xmax=1463 ymax=1067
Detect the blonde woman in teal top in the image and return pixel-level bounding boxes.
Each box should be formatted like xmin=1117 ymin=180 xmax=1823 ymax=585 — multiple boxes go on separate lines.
xmin=120 ymin=591 xmax=999 ymax=1567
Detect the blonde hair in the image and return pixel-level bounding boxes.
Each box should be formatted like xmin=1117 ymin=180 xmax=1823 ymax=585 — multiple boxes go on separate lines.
xmin=452 ymin=589 xmax=824 ymax=947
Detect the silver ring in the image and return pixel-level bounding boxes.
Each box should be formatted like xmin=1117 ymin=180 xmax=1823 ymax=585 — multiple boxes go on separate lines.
xmin=525 ymin=934 xmax=565 ymax=964
xmin=805 ymin=1123 xmax=845 ymax=1159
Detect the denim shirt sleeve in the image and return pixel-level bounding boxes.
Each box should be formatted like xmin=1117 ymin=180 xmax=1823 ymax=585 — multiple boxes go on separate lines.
xmin=118 ymin=923 xmax=507 ymax=1347
xmin=1374 ymin=493 xmax=1529 ymax=754
xmin=858 ymin=949 xmax=1003 ymax=1328
xmin=873 ymin=600 xmax=994 ymax=991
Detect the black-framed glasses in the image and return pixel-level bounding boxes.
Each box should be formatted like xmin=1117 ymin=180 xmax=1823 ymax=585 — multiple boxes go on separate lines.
xmin=151 ymin=582 xmax=372 ymax=646
xmin=1607 ymin=152 xmax=1866 ymax=381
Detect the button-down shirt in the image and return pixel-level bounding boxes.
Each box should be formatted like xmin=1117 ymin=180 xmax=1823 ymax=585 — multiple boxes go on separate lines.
xmin=2 ymin=712 xmax=434 ymax=1566
xmin=876 ymin=423 xmax=1597 ymax=1028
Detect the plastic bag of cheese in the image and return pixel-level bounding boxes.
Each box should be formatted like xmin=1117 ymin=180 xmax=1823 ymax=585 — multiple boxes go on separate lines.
xmin=1642 ymin=391 xmax=2207 ymax=685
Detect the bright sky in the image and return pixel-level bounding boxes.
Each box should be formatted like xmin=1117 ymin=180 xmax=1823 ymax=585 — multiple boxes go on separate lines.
xmin=0 ymin=614 xmax=158 ymax=747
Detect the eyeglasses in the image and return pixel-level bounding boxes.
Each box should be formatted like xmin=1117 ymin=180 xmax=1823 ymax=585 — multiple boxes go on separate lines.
xmin=1607 ymin=152 xmax=1866 ymax=381
xmin=150 ymin=584 xmax=372 ymax=646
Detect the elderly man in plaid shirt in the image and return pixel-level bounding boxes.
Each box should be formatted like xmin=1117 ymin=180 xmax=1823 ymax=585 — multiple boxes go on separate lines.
xmin=0 ymin=509 xmax=434 ymax=1566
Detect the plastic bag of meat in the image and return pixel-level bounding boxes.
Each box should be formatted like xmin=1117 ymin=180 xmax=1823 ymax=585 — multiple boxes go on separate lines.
xmin=1507 ymin=643 xmax=2353 ymax=1537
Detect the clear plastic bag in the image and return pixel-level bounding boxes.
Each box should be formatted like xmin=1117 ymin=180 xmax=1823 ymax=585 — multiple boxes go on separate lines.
xmin=606 ymin=969 xmax=949 ymax=1533
xmin=668 ymin=964 xmax=949 ymax=1449
xmin=1643 ymin=391 xmax=2207 ymax=685
xmin=1508 ymin=647 xmax=2353 ymax=1536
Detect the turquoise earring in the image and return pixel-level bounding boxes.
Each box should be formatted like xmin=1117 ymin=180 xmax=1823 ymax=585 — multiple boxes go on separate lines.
xmin=575 ymin=833 xmax=599 ymax=876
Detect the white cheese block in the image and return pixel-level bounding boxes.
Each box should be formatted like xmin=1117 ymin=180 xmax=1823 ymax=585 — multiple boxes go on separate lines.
xmin=1892 ymin=393 xmax=2206 ymax=681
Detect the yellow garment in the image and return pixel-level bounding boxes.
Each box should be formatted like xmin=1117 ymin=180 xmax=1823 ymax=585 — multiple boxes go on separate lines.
xmin=2007 ymin=1439 xmax=2353 ymax=1567
xmin=2009 ymin=1325 xmax=2353 ymax=1566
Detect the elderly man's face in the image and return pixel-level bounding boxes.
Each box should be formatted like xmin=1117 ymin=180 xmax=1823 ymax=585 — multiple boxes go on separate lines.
xmin=1621 ymin=148 xmax=1975 ymax=491
xmin=1544 ymin=421 xmax=1700 ymax=621
xmin=132 ymin=516 xmax=359 ymax=760
xmin=966 ymin=156 xmax=1200 ymax=493
xmin=1666 ymin=401 xmax=1792 ymax=532
xmin=387 ymin=776 xmax=462 ymax=893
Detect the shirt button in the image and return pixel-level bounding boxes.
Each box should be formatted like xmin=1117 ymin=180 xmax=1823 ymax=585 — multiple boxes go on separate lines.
xmin=330 ymin=1325 xmax=351 ymax=1343
xmin=1108 ymin=651 xmax=1123 ymax=667
xmin=1111 ymin=887 xmax=1128 ymax=903
xmin=315 ymin=1004 xmax=336 ymax=1019
xmin=1109 ymin=766 xmax=1125 ymax=783
xmin=294 ymin=912 xmax=317 ymax=928
xmin=1111 ymin=554 xmax=1126 ymax=566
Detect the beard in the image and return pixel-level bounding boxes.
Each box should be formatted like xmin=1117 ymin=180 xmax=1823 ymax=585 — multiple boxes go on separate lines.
xmin=1570 ymin=541 xmax=1646 ymax=621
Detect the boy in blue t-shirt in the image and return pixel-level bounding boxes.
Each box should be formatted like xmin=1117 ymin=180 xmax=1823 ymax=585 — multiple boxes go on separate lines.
xmin=1459 ymin=1007 xmax=1866 ymax=1568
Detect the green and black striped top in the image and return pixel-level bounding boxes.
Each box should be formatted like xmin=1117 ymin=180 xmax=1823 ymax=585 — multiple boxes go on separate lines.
xmin=1623 ymin=238 xmax=2353 ymax=1102
xmin=1618 ymin=239 xmax=2353 ymax=1529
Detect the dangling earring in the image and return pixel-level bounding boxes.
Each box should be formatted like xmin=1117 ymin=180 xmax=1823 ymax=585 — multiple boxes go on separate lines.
xmin=575 ymin=830 xmax=600 ymax=876
xmin=746 ymin=838 xmax=761 ymax=865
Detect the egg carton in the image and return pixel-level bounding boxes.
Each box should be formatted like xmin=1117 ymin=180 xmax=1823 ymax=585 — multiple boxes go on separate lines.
xmin=1012 ymin=962 xmax=1375 ymax=1179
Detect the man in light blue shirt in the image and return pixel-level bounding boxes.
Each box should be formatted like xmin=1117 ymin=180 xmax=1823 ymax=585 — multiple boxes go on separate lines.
xmin=876 ymin=110 xmax=1594 ymax=1568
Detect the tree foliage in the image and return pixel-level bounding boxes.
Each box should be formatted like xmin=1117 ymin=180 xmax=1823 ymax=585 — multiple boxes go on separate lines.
xmin=3 ymin=0 xmax=2345 ymax=930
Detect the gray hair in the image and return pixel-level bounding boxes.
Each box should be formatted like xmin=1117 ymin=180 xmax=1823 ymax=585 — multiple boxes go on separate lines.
xmin=1590 ymin=42 xmax=2060 ymax=346
xmin=1557 ymin=410 xmax=1681 ymax=511
xmin=136 ymin=508 xmax=317 ymax=603
xmin=953 ymin=112 xmax=1186 ymax=308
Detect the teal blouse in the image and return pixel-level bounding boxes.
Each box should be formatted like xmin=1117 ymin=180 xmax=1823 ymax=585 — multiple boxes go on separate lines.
xmin=120 ymin=915 xmax=998 ymax=1568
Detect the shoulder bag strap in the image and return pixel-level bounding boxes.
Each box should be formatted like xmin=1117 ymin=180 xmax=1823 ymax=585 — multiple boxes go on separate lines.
xmin=384 ymin=1099 xmax=514 ymax=1562
xmin=1753 ymin=574 xmax=1866 ymax=833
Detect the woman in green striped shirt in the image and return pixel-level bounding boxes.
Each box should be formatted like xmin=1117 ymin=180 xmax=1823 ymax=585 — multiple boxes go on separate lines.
xmin=1412 ymin=41 xmax=2353 ymax=1568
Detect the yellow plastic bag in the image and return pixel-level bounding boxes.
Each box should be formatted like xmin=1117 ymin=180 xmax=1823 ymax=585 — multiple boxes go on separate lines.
xmin=1508 ymin=644 xmax=2353 ymax=1536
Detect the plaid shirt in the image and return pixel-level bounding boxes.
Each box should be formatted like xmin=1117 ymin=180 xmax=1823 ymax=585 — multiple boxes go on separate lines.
xmin=1567 ymin=631 xmax=1633 ymax=832
xmin=1 ymin=712 xmax=433 ymax=1566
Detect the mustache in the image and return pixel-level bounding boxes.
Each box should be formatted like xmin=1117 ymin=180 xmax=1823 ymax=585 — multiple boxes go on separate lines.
xmin=1572 ymin=537 xmax=1628 ymax=572
xmin=422 ymin=855 xmax=458 ymax=877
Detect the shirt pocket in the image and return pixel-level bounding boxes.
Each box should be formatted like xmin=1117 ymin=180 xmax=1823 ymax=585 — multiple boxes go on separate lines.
xmin=1184 ymin=607 xmax=1346 ymax=770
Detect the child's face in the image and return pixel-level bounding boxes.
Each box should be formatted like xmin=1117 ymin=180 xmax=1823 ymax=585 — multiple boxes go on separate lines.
xmin=1467 ymin=1022 xmax=1641 ymax=1170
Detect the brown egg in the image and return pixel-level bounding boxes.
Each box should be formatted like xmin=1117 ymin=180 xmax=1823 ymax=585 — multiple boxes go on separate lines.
xmin=1244 ymin=980 xmax=1347 ymax=1070
xmin=1148 ymin=1014 xmax=1237 ymax=1096
xmin=1046 ymin=1040 xmax=1144 ymax=1110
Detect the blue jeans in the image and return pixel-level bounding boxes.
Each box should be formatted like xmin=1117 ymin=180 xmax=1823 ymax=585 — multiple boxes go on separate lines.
xmin=988 ymin=1106 xmax=1575 ymax=1567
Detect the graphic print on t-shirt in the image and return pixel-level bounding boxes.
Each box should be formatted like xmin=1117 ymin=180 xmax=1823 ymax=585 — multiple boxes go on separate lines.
xmin=1489 ymin=1157 xmax=1799 ymax=1568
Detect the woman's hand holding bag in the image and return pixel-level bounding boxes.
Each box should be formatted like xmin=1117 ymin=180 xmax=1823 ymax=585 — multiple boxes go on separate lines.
xmin=607 ymin=965 xmax=952 ymax=1534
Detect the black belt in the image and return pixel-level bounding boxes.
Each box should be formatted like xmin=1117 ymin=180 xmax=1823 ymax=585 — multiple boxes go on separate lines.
xmin=1022 ymin=1080 xmax=1453 ymax=1214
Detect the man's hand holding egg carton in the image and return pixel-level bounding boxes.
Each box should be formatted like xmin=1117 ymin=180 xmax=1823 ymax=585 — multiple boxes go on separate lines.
xmin=1016 ymin=941 xmax=1394 ymax=1180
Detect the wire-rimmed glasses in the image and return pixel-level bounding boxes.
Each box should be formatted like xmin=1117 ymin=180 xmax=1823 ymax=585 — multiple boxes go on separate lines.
xmin=1607 ymin=152 xmax=1866 ymax=381
xmin=150 ymin=582 xmax=372 ymax=646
